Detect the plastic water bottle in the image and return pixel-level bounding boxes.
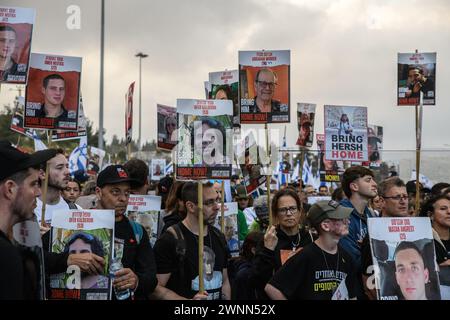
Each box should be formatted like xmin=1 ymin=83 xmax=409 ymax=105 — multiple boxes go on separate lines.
xmin=109 ymin=258 xmax=131 ymax=300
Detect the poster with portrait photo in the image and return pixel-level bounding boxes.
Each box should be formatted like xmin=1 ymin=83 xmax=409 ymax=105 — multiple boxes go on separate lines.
xmin=125 ymin=82 xmax=134 ymax=145
xmin=316 ymin=133 xmax=344 ymax=183
xmin=363 ymin=124 xmax=383 ymax=168
xmin=24 ymin=53 xmax=81 ymax=131
xmin=236 ymin=131 xmax=267 ymax=194
xmin=398 ymin=52 xmax=436 ymax=106
xmin=368 ymin=217 xmax=441 ymax=300
xmin=12 ymin=220 xmax=46 ymax=299
xmin=214 ymin=202 xmax=239 ymax=257
xmin=0 ymin=6 xmax=35 ymax=84
xmin=151 ymin=158 xmax=166 ymax=181
xmin=49 ymin=209 xmax=115 ymax=300
xmin=296 ymin=103 xmax=316 ymax=148
xmin=157 ymin=104 xmax=177 ymax=151
xmin=239 ymin=50 xmax=290 ymax=124
xmin=176 ymin=99 xmax=233 ymax=180
xmin=324 ymin=105 xmax=368 ymax=162
xmin=126 ymin=195 xmax=162 ymax=248
xmin=51 ymin=94 xmax=87 ymax=141
xmin=209 ymin=70 xmax=239 ymax=130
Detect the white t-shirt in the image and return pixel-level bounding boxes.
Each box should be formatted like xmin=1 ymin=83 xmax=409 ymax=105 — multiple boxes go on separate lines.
xmin=34 ymin=196 xmax=82 ymax=225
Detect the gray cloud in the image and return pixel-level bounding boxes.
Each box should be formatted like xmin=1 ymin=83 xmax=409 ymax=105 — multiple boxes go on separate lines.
xmin=1 ymin=0 xmax=449 ymax=155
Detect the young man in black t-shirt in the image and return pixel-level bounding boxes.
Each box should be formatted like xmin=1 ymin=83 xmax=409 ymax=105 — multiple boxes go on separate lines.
xmin=265 ymin=200 xmax=358 ymax=300
xmin=153 ymin=181 xmax=231 ymax=300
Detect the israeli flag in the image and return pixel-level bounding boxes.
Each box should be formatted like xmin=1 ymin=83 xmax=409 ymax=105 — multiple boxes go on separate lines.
xmin=68 ymin=136 xmax=88 ymax=176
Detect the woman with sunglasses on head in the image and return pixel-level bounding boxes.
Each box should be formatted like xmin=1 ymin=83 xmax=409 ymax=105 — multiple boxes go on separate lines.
xmin=251 ymin=188 xmax=316 ymax=299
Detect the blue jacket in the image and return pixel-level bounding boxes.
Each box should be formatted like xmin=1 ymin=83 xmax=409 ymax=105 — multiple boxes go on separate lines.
xmin=338 ymin=198 xmax=375 ymax=272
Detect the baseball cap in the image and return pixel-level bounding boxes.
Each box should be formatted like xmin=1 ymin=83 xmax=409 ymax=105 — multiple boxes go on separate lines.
xmin=0 ymin=140 xmax=57 ymax=181
xmin=96 ymin=165 xmax=138 ymax=188
xmin=307 ymin=200 xmax=353 ymax=226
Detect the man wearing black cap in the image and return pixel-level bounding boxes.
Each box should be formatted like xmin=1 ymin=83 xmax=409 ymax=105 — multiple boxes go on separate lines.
xmin=95 ymin=165 xmax=157 ymax=299
xmin=265 ymin=200 xmax=357 ymax=300
xmin=0 ymin=140 xmax=56 ymax=299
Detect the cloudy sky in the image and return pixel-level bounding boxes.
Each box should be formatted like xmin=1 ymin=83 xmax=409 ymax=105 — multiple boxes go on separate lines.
xmin=1 ymin=0 xmax=450 ymax=153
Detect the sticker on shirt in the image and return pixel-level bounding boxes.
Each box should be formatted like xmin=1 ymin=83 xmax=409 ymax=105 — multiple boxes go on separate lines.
xmin=332 ymin=277 xmax=349 ymax=300
xmin=280 ymin=247 xmax=303 ymax=265
xmin=191 ymin=246 xmax=223 ymax=300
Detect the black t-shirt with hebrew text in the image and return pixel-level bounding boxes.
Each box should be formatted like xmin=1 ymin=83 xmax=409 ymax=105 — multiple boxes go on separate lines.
xmin=269 ymin=242 xmax=357 ymax=300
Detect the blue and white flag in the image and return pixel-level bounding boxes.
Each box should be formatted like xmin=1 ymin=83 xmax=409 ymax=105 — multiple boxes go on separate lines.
xmin=68 ymin=136 xmax=88 ymax=176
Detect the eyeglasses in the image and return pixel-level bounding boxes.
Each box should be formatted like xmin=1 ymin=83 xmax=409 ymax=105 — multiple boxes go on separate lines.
xmin=256 ymin=80 xmax=276 ymax=89
xmin=277 ymin=206 xmax=298 ymax=215
xmin=203 ymin=198 xmax=221 ymax=207
xmin=382 ymin=195 xmax=408 ymax=201
xmin=110 ymin=188 xmax=130 ymax=197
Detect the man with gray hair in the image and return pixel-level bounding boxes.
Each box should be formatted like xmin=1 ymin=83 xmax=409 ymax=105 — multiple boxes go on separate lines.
xmin=361 ymin=176 xmax=409 ymax=299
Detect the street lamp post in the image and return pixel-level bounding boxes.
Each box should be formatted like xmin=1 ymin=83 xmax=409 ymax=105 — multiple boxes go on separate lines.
xmin=135 ymin=52 xmax=148 ymax=151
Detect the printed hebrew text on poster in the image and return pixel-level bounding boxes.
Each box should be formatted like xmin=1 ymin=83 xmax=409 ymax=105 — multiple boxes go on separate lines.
xmin=398 ymin=52 xmax=436 ymax=106
xmin=176 ymin=99 xmax=233 ymax=180
xmin=25 ymin=53 xmax=81 ymax=131
xmin=209 ymin=69 xmax=239 ymax=129
xmin=316 ymin=133 xmax=344 ymax=182
xmin=324 ymin=105 xmax=368 ymax=162
xmin=126 ymin=195 xmax=162 ymax=248
xmin=239 ymin=50 xmax=290 ymax=124
xmin=49 ymin=209 xmax=115 ymax=300
xmin=150 ymin=159 xmax=166 ymax=181
xmin=368 ymin=217 xmax=441 ymax=300
xmin=296 ymin=103 xmax=316 ymax=148
xmin=0 ymin=6 xmax=35 ymax=84
xmin=157 ymin=104 xmax=177 ymax=151
xmin=51 ymin=95 xmax=87 ymax=141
